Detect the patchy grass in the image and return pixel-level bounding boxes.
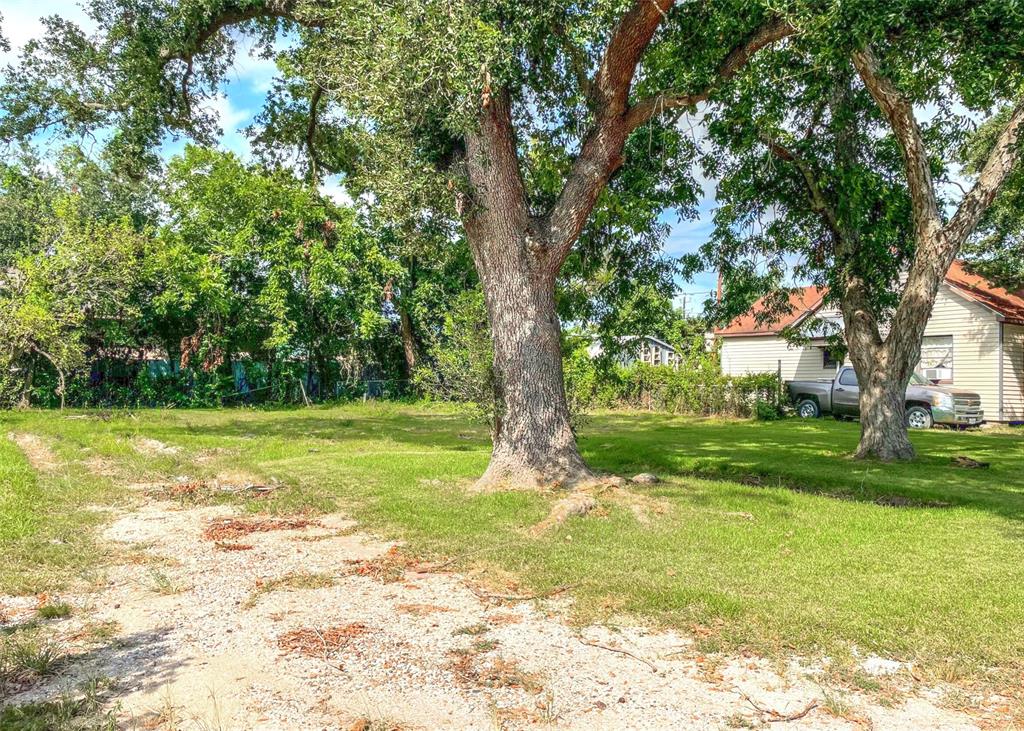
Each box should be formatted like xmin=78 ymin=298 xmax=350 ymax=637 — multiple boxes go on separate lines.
xmin=243 ymin=571 xmax=338 ymax=609
xmin=0 ymin=629 xmax=66 ymax=693
xmin=36 ymin=602 xmax=71 ymax=620
xmin=0 ymin=676 xmax=117 ymax=730
xmin=2 ymin=405 xmax=1023 ymax=686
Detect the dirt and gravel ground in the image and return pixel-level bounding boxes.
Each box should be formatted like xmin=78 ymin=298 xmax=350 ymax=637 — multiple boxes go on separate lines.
xmin=1 ymin=489 xmax=985 ymax=730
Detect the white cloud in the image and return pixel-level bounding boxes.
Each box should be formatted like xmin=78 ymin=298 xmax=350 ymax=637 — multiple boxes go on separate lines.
xmin=319 ymin=176 xmax=354 ymax=206
xmin=0 ymin=1 xmax=93 ymax=65
xmin=226 ymin=31 xmax=287 ymax=93
xmin=202 ymin=92 xmax=253 ymax=158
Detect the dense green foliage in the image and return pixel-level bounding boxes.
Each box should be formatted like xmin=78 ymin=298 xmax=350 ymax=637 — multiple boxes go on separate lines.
xmin=0 ymin=146 xmax=410 ymax=407
xmin=686 ymin=2 xmax=1024 ymax=327
xmin=564 ymin=337 xmax=782 ymax=419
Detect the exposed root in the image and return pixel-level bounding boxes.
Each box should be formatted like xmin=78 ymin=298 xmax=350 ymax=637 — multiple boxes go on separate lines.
xmin=739 ymin=691 xmax=819 ymax=723
xmin=467 ymin=583 xmax=576 ymax=604
xmin=577 ymin=636 xmax=658 ymax=673
xmin=528 ymin=492 xmax=598 ymax=536
xmin=472 ymin=452 xmax=596 ymax=493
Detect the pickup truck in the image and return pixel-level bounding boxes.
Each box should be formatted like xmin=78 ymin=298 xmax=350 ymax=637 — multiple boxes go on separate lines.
xmin=787 ymin=367 xmax=984 ymax=428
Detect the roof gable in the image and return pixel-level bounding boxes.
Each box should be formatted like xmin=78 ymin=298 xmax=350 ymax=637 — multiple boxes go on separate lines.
xmin=715 ymin=261 xmax=1024 ymax=337
xmin=714 ymin=286 xmax=826 ymax=336
xmin=943 ymin=261 xmax=1024 ymax=325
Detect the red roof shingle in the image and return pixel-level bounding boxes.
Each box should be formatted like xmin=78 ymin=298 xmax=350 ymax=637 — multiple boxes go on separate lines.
xmin=714 ymin=286 xmax=826 ymax=336
xmin=715 ymin=262 xmax=1024 ymax=336
xmin=943 ymin=260 xmax=1024 ymax=325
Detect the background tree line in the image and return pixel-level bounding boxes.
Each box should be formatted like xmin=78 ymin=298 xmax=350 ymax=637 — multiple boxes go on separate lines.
xmin=0 ymin=141 xmax=698 ymax=410
xmin=1 ymin=1 xmax=1022 ymax=475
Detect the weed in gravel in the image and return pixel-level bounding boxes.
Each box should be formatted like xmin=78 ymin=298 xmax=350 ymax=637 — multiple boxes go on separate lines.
xmin=1 ymin=630 xmax=66 ymax=693
xmin=724 ymin=712 xmax=760 ymax=728
xmin=348 ymin=718 xmax=409 ymax=731
xmin=453 ymin=623 xmax=489 ymax=636
xmin=37 ymin=602 xmax=72 ymax=619
xmin=244 ymin=572 xmax=338 ymax=609
xmin=448 ymin=645 xmax=542 ymax=693
xmin=0 ymin=676 xmax=117 ymax=730
xmin=70 ymin=620 xmax=121 ymax=645
xmin=147 ymin=568 xmax=186 ymax=595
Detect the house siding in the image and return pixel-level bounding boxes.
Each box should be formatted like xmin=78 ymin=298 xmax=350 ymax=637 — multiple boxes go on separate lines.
xmin=720 ymin=283 xmax=1018 ymax=421
xmin=924 ymin=284 xmax=1002 ymax=419
xmin=720 ymin=336 xmax=838 ymax=382
xmin=1003 ymin=323 xmax=1024 ymax=422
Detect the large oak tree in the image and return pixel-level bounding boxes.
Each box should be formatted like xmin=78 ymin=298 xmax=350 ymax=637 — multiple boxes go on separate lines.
xmin=702 ymin=3 xmax=1024 ymax=459
xmin=3 ymin=0 xmax=799 ymax=487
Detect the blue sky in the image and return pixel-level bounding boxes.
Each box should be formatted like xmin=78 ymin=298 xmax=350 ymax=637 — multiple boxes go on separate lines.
xmin=1 ymin=1 xmax=721 ymax=307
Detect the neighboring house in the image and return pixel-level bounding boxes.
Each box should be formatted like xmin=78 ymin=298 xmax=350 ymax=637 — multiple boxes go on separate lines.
xmin=714 ymin=261 xmax=1024 ymax=423
xmin=587 ymin=335 xmax=680 ymax=367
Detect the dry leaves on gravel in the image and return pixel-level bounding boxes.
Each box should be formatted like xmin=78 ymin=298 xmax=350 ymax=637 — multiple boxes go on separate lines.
xmin=277 ymin=623 xmax=370 ymax=659
xmin=202 ymin=517 xmax=321 ymax=541
xmin=345 ymin=546 xmax=419 ymax=583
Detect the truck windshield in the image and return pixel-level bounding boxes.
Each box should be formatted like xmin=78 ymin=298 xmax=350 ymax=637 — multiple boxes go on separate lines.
xmin=909 ymin=372 xmax=930 ymax=385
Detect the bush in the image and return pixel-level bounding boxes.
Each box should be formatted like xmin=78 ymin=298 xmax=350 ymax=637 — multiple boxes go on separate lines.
xmin=413 ymin=290 xmax=496 ymax=428
xmin=565 ymin=334 xmax=782 ymax=419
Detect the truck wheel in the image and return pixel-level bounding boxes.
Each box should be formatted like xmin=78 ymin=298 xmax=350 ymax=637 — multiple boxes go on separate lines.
xmin=906 ymin=406 xmax=934 ymax=429
xmin=797 ymin=399 xmax=820 ymax=419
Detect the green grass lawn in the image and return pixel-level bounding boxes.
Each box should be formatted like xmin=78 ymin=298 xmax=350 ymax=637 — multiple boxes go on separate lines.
xmin=3 ymin=404 xmax=1023 ymax=683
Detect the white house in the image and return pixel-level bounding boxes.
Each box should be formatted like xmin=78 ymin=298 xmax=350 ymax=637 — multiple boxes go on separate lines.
xmin=715 ymin=261 xmax=1024 ymax=423
xmin=587 ymin=335 xmax=680 ymax=367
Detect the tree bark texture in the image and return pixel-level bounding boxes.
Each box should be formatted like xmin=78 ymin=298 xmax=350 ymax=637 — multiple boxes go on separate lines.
xmin=845 ymin=47 xmax=1024 ymax=460
xmin=463 ymin=93 xmax=593 ymax=488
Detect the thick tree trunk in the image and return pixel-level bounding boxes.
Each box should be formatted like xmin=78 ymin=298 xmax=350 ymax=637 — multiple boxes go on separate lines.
xmin=841 ymin=268 xmax=927 ymax=462
xmin=463 ymin=92 xmax=593 ymax=489
xmin=852 ymin=361 xmax=915 ymax=460
xmin=475 ymin=245 xmax=592 ymax=488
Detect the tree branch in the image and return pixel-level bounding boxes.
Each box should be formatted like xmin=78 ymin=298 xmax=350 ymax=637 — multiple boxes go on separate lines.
xmin=625 ymin=17 xmax=795 ymax=130
xmin=543 ymin=12 xmax=794 ymax=271
xmin=851 ymin=46 xmax=942 ymax=242
xmin=944 ymin=97 xmax=1024 ymax=247
xmin=157 ymin=0 xmax=323 ymax=67
xmin=594 ymin=0 xmax=677 ymax=117
xmin=761 ymin=134 xmax=840 ymax=236
xmin=543 ymin=0 xmax=676 ymax=268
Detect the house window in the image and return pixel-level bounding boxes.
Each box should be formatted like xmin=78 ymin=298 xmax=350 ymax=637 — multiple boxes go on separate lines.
xmin=918 ymin=335 xmax=954 ymax=383
xmin=822 ymin=348 xmax=840 ymax=369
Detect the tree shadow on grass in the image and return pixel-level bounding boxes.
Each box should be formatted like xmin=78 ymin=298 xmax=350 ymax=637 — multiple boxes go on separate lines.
xmin=29 ymin=406 xmax=1024 ymax=522
xmin=579 ymin=415 xmax=1024 ymax=522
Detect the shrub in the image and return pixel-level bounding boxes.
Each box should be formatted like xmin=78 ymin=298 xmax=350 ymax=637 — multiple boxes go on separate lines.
xmin=566 ymin=334 xmax=781 ymax=419
xmin=413 ymin=290 xmax=496 ymax=429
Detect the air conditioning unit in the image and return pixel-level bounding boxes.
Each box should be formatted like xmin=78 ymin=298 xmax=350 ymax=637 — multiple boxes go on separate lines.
xmin=924 ymin=368 xmax=952 ymax=382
